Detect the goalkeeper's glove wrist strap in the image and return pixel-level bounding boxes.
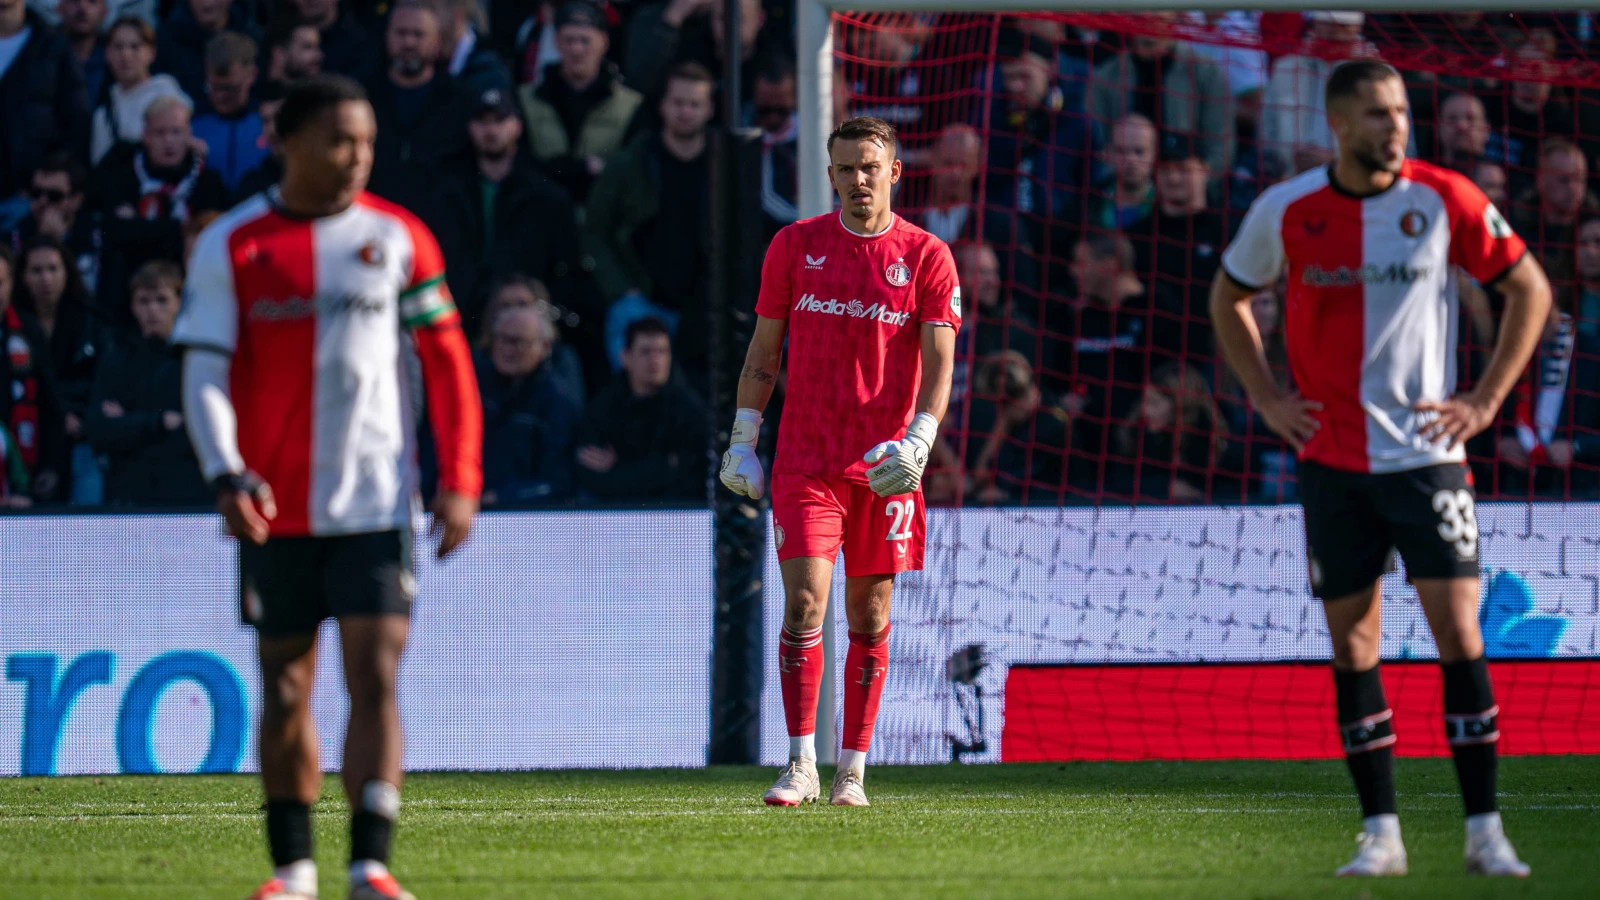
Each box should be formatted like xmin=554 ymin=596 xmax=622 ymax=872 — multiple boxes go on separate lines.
xmin=906 ymin=412 xmax=940 ymax=449
xmin=730 ymin=408 xmax=763 ymax=446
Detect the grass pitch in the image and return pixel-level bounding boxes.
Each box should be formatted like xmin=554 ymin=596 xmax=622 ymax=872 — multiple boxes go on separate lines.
xmin=0 ymin=757 xmax=1595 ymax=899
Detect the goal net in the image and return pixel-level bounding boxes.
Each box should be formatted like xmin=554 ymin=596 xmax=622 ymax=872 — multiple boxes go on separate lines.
xmin=761 ymin=8 xmax=1600 ymax=766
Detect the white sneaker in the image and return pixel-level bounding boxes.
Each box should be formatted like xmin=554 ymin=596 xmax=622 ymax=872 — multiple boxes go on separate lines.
xmin=763 ymin=758 xmax=820 ymax=806
xmin=1466 ymin=831 xmax=1531 ymax=877
xmin=1335 ymin=832 xmax=1408 ymax=877
xmin=829 ymin=769 xmax=869 ymax=806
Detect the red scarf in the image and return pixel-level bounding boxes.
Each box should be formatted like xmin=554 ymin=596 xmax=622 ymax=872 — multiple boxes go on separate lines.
xmin=1512 ymin=314 xmax=1576 ymax=465
xmin=3 ymin=304 xmax=40 ymax=469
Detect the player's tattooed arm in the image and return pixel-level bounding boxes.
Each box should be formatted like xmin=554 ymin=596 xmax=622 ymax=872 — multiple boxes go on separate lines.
xmin=741 ymin=364 xmax=776 ymax=384
xmin=736 ymin=316 xmax=788 ymax=411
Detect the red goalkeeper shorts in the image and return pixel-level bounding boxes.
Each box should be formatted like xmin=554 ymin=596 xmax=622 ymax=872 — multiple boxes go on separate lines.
xmin=770 ymin=473 xmax=925 ymax=577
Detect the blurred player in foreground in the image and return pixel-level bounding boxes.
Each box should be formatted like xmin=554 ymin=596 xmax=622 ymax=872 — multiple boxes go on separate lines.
xmin=721 ymin=116 xmax=961 ymax=806
xmin=1212 ymin=60 xmax=1550 ymax=878
xmin=175 ymin=75 xmax=483 ymax=900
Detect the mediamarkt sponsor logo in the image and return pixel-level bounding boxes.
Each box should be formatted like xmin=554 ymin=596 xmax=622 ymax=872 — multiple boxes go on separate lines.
xmin=795 ymin=293 xmax=912 ymax=326
xmin=1301 ymin=263 xmax=1435 ymax=287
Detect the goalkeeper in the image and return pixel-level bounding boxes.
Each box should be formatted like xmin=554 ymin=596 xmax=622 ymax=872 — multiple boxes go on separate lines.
xmin=720 ymin=116 xmax=960 ymax=807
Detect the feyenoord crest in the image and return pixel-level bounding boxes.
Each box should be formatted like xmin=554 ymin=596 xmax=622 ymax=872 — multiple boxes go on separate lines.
xmin=885 ymin=258 xmax=912 ymax=287
xmin=1398 ymin=209 xmax=1428 ymax=237
xmin=359 ymin=242 xmax=386 ymax=266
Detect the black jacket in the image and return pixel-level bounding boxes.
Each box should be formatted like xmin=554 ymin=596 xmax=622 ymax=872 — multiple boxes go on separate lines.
xmin=0 ymin=12 xmax=90 ymax=197
xmin=318 ymin=12 xmax=382 ymax=84
xmin=153 ymin=2 xmax=262 ymax=114
xmin=424 ymin=155 xmax=585 ymax=337
xmin=85 ymin=335 xmax=208 ymax=505
xmin=93 ymin=152 xmax=230 ymax=319
xmin=365 ymin=72 xmax=473 ymax=215
xmin=476 ymin=352 xmax=581 ymax=505
xmin=574 ymin=378 xmax=710 ymax=501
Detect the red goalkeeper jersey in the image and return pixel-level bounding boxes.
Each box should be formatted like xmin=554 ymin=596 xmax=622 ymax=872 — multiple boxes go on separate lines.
xmin=756 ymin=212 xmax=961 ymax=482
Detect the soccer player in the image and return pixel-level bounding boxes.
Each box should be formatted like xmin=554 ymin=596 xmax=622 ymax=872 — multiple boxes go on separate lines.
xmin=175 ymin=76 xmax=483 ymax=900
xmin=1211 ymin=61 xmax=1550 ymax=877
xmin=720 ymin=116 xmax=960 ymax=807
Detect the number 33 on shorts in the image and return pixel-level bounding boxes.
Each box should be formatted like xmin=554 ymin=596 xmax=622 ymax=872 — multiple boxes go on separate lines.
xmin=1433 ymin=488 xmax=1478 ymax=559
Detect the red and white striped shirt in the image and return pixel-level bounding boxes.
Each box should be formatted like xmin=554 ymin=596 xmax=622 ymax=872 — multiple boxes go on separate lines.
xmin=173 ymin=190 xmax=482 ymax=536
xmin=1222 ymin=160 xmax=1527 ymax=474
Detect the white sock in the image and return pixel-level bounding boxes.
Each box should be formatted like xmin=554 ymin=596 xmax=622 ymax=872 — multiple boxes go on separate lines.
xmin=1363 ymin=814 xmax=1402 ymax=839
xmin=350 ymin=859 xmax=389 ymax=886
xmin=275 ymin=859 xmax=317 ymax=894
xmin=838 ymin=748 xmax=867 ymax=777
xmin=1466 ymin=811 xmax=1504 ymax=840
xmin=790 ymin=733 xmax=816 ymax=762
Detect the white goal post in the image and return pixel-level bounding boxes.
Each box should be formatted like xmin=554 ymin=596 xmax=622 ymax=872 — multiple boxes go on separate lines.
xmin=790 ymin=0 xmax=1593 ymax=765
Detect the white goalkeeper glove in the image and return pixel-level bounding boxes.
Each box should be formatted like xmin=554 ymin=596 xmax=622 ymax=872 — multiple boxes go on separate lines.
xmin=719 ymin=407 xmax=766 ymax=499
xmin=863 ymin=412 xmax=939 ymax=498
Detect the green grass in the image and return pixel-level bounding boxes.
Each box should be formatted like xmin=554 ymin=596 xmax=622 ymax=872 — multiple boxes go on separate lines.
xmin=0 ymin=757 xmax=1595 ymax=899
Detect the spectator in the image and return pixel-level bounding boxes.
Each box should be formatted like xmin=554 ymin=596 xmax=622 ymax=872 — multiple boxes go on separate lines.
xmin=1495 ymin=297 xmax=1600 ymax=498
xmin=95 ymin=96 xmax=229 ymax=322
xmin=1215 ymin=279 xmax=1295 ymax=500
xmin=364 ymin=0 xmax=471 ymax=214
xmin=840 ymin=12 xmax=931 ymax=131
xmin=1497 ymin=40 xmax=1575 ymax=181
xmin=626 ymin=0 xmax=779 ymax=102
xmin=1434 ymin=92 xmax=1504 ymax=169
xmin=1090 ymin=12 xmax=1232 ymax=179
xmin=426 ymin=87 xmax=584 ymax=341
xmin=1262 ymin=11 xmax=1377 ymax=175
xmin=574 ymin=317 xmax=709 ymax=501
xmin=585 ymin=61 xmax=714 ymax=376
xmin=6 ymin=155 xmax=99 ymax=294
xmin=15 ymin=236 xmax=102 ymax=501
xmin=263 ymin=19 xmax=322 ymax=82
xmin=963 ymin=350 xmax=1069 ymax=506
xmin=190 ymin=31 xmax=267 ymax=191
xmin=753 ymin=54 xmax=798 ymax=235
xmin=1109 ymin=361 xmax=1237 ymax=503
xmin=232 ymin=78 xmax=284 ymax=202
xmin=1044 ymin=233 xmax=1185 ymax=488
xmin=57 ymin=0 xmax=107 ymax=103
xmin=517 ymin=0 xmax=643 ymax=205
xmin=956 ymin=239 xmax=1036 ymax=359
xmin=1089 ymin=114 xmax=1156 ymax=231
xmin=284 ymin=0 xmax=378 ymax=83
xmin=1574 ymin=217 xmax=1600 ymax=336
xmin=477 ymin=274 xmax=585 ymax=405
xmin=433 ymin=0 xmax=511 ymax=96
xmin=913 ymin=123 xmax=983 ymax=245
xmin=0 ymin=244 xmax=65 ymax=502
xmin=0 ymin=0 xmax=91 ymax=212
xmin=477 ymin=305 xmax=579 ymax=505
xmin=85 ymin=260 xmax=207 ymax=505
xmin=181 ymin=208 xmax=219 ymax=263
xmin=984 ymin=28 xmax=1087 ymax=270
xmin=1511 ymin=139 xmax=1600 ymax=284
xmin=1472 ymin=158 xmax=1509 ymax=212
xmin=154 ymin=0 xmax=260 ymax=112
xmin=1127 ymin=131 xmax=1227 ymax=348
xmin=1188 ymin=11 xmax=1267 ymax=131
xmin=91 ymin=16 xmax=190 ymax=166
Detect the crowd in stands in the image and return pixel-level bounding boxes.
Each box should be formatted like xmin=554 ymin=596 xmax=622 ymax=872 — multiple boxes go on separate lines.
xmin=1 ymin=3 xmax=1597 ymax=511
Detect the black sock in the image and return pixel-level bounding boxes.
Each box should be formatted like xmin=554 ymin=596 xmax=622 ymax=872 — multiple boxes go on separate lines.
xmin=265 ymin=800 xmax=313 ymax=866
xmin=351 ymin=780 xmax=399 ymax=865
xmin=1334 ymin=666 xmax=1398 ymax=818
xmin=1442 ymin=657 xmax=1500 ymax=816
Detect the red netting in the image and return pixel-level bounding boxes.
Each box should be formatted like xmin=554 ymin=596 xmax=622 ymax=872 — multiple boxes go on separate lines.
xmin=834 ymin=10 xmax=1600 ymax=508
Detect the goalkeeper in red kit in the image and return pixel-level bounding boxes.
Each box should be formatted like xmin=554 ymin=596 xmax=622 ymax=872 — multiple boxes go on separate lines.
xmin=720 ymin=116 xmax=961 ymax=807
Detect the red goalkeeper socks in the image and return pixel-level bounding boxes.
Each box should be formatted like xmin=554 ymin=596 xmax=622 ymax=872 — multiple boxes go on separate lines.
xmin=779 ymin=625 xmax=824 ymax=739
xmin=841 ymin=625 xmax=891 ymax=752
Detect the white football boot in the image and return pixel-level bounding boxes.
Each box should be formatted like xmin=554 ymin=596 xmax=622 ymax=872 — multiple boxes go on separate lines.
xmin=1466 ymin=829 xmax=1532 ymax=877
xmin=1335 ymin=832 xmax=1409 ymax=877
xmin=763 ymin=758 xmax=821 ymax=806
xmin=829 ymin=769 xmax=870 ymax=807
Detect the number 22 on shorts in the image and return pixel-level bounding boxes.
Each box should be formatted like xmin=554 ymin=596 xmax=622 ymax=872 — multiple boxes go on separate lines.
xmin=885 ymin=499 xmax=915 ymax=549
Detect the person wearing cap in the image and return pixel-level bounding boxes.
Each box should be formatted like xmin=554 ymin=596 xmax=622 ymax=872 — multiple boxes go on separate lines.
xmin=1128 ymin=130 xmax=1227 ymax=356
xmin=1090 ymin=11 xmax=1232 ymax=181
xmin=424 ymin=86 xmax=585 ymax=343
xmin=434 ymin=0 xmax=513 ymax=97
xmin=364 ymin=0 xmax=473 ymax=214
xmin=1262 ymin=11 xmax=1381 ymax=176
xmin=518 ymin=0 xmax=642 ymax=206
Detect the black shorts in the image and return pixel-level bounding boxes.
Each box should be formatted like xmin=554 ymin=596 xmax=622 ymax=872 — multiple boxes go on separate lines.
xmin=239 ymin=530 xmax=414 ymax=636
xmin=1301 ymin=461 xmax=1480 ymax=600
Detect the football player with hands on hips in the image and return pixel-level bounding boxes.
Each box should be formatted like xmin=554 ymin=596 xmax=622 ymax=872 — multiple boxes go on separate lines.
xmin=720 ymin=115 xmax=960 ymax=808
